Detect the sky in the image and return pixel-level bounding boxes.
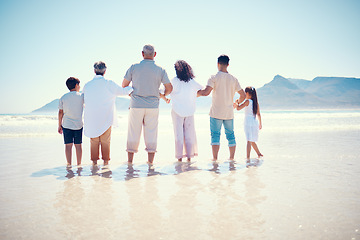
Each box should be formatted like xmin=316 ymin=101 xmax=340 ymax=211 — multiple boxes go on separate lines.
xmin=0 ymin=0 xmax=359 ymax=113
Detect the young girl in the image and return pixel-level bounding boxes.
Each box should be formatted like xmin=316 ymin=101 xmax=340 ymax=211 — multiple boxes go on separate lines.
xmin=234 ymin=86 xmax=263 ymax=160
xmin=162 ymin=60 xmax=203 ymax=162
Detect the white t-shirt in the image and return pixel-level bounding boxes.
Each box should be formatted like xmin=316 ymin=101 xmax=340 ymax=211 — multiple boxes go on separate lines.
xmin=170 ymin=77 xmax=203 ymax=117
xmin=58 ymin=91 xmax=84 ymax=130
xmin=83 ymin=75 xmax=133 ymax=138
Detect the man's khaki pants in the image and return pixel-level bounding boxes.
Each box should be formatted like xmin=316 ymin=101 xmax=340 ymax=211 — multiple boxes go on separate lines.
xmin=90 ymin=127 xmax=112 ymax=162
xmin=126 ymin=108 xmax=159 ymax=153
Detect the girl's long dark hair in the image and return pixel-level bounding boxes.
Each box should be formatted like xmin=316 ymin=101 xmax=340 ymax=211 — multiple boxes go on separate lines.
xmin=174 ymin=60 xmax=194 ymax=82
xmin=245 ymin=86 xmax=259 ymax=116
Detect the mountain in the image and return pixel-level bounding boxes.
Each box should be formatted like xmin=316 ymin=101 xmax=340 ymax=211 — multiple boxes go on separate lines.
xmin=32 ymin=99 xmax=60 ymax=113
xmin=257 ymin=75 xmax=360 ymax=109
xmin=32 ymin=75 xmax=360 ymax=113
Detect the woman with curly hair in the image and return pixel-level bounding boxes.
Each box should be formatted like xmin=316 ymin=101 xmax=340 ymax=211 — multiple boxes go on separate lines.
xmin=162 ymin=60 xmax=203 ymax=162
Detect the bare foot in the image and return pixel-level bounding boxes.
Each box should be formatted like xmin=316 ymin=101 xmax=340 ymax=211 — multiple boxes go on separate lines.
xmin=104 ymin=160 xmax=109 ymax=166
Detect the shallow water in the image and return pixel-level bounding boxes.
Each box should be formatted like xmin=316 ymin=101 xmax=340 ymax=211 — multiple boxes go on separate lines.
xmin=0 ymin=110 xmax=359 ymax=239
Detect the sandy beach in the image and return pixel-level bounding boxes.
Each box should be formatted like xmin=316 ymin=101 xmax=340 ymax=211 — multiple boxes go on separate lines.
xmin=0 ymin=110 xmax=359 ymax=239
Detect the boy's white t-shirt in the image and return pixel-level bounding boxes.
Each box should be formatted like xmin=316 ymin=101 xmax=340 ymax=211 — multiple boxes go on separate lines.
xmin=170 ymin=77 xmax=203 ymax=117
xmin=58 ymin=91 xmax=84 ymax=130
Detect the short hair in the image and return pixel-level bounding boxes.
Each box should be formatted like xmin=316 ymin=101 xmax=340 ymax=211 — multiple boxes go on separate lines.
xmin=94 ymin=61 xmax=107 ymax=75
xmin=218 ymin=55 xmax=230 ymax=65
xmin=66 ymin=77 xmax=80 ymax=90
xmin=174 ymin=60 xmax=195 ymax=82
xmin=143 ymin=44 xmax=155 ymax=57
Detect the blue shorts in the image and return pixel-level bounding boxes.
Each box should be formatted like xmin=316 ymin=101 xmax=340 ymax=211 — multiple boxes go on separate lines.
xmin=62 ymin=127 xmax=83 ymax=144
xmin=210 ymin=117 xmax=236 ymax=147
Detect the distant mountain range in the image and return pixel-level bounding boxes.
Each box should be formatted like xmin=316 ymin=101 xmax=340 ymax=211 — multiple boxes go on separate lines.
xmin=32 ymin=75 xmax=360 ymax=113
xmin=257 ymin=75 xmax=360 ymax=109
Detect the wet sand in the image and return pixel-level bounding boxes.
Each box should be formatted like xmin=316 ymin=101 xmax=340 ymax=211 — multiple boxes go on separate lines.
xmin=0 ymin=111 xmax=359 ymax=239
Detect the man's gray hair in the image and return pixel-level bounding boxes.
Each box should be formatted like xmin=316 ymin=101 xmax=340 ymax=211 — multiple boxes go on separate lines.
xmin=94 ymin=61 xmax=107 ymax=74
xmin=143 ymin=44 xmax=155 ymax=57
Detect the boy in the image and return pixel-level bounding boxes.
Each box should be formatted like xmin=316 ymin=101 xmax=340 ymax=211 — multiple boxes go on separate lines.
xmin=198 ymin=55 xmax=246 ymax=160
xmin=58 ymin=77 xmax=84 ymax=166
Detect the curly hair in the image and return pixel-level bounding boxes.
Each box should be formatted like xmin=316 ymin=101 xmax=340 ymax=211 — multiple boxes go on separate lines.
xmin=174 ymin=60 xmax=195 ymax=82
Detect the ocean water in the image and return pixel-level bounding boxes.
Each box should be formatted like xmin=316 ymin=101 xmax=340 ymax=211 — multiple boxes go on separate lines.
xmin=0 ymin=110 xmax=359 ymax=239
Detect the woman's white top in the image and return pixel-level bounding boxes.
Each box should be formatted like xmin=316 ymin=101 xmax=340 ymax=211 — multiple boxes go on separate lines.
xmin=170 ymin=77 xmax=203 ymax=117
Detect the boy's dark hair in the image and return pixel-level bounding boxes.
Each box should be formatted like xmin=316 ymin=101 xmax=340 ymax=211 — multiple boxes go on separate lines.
xmin=174 ymin=60 xmax=195 ymax=82
xmin=66 ymin=77 xmax=80 ymax=90
xmin=218 ymin=55 xmax=230 ymax=65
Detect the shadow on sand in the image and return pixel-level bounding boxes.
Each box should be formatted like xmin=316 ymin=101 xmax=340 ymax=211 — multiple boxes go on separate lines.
xmin=31 ymin=159 xmax=264 ymax=181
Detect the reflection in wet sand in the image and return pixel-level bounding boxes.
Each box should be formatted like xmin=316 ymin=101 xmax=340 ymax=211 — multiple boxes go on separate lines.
xmin=208 ymin=167 xmax=267 ymax=239
xmin=126 ymin=176 xmax=163 ymax=238
xmin=54 ymin=173 xmax=118 ymax=239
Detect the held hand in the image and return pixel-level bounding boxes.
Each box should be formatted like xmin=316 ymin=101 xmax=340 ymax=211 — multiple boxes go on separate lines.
xmin=166 ymin=98 xmax=171 ymax=104
xmin=233 ymin=102 xmax=238 ymax=109
xmin=235 ymin=99 xmax=240 ymax=105
xmin=58 ymin=126 xmax=63 ymax=134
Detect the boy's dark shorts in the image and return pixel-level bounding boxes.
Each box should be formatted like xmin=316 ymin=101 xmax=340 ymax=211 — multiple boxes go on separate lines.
xmin=62 ymin=127 xmax=83 ymax=144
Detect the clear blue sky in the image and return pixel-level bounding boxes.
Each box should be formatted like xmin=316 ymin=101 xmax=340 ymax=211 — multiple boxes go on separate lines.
xmin=0 ymin=0 xmax=359 ymax=113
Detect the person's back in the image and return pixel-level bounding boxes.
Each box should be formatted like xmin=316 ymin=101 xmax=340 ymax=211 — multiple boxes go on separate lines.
xmin=60 ymin=91 xmax=84 ymax=130
xmin=83 ymin=75 xmax=119 ymax=136
xmin=58 ymin=77 xmax=84 ymax=166
xmin=126 ymin=59 xmax=168 ymax=108
xmin=209 ymin=71 xmax=240 ymax=120
xmin=83 ymin=61 xmax=133 ymax=165
xmin=197 ymin=55 xmax=246 ymax=160
xmin=122 ymin=44 xmax=172 ymax=164
xmin=171 ymin=77 xmax=202 ymax=117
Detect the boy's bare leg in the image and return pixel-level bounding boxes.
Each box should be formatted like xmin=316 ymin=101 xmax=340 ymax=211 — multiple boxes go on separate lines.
xmin=246 ymin=141 xmax=252 ymax=160
xmin=74 ymin=144 xmax=82 ymax=165
xmin=212 ymin=145 xmax=220 ymax=160
xmin=187 ymin=158 xmax=191 ymax=162
xmin=178 ymin=158 xmax=182 ymax=162
xmin=128 ymin=152 xmax=134 ymax=164
xmin=148 ymin=152 xmax=155 ymax=164
xmin=229 ymin=145 xmax=236 ymax=160
xmin=251 ymin=142 xmax=263 ymax=158
xmin=65 ymin=143 xmax=73 ymax=166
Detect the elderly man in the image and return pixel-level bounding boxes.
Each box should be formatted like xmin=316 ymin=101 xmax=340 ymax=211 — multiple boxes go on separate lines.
xmin=122 ymin=44 xmax=172 ymax=164
xmin=83 ymin=61 xmax=133 ymax=165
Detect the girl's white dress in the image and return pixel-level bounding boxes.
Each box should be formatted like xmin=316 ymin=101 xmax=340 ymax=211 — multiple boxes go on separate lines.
xmin=244 ymin=99 xmax=259 ymax=142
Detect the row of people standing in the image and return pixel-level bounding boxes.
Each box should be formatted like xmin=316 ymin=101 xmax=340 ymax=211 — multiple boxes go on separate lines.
xmin=58 ymin=44 xmax=262 ymax=167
